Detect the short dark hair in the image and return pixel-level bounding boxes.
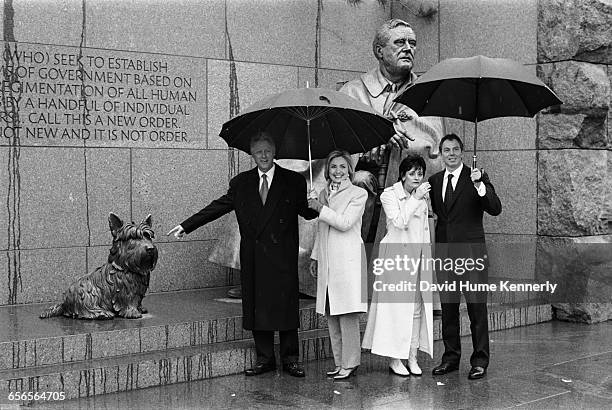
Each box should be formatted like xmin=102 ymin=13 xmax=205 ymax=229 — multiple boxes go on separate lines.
xmin=439 ymin=133 xmax=464 ymax=152
xmin=398 ymin=154 xmax=426 ymax=182
xmin=250 ymin=131 xmax=276 ymax=150
xmin=372 ymin=18 xmax=413 ymax=59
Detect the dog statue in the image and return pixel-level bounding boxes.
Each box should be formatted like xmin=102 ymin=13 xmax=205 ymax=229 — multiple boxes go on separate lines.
xmin=40 ymin=213 xmax=158 ymax=320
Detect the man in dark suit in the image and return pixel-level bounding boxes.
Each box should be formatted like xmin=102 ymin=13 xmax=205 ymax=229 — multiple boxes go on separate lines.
xmin=168 ymin=132 xmax=318 ymax=377
xmin=428 ymin=134 xmax=502 ymax=380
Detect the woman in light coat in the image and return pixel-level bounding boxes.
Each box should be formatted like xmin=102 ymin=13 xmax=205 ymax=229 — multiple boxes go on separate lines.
xmin=309 ymin=150 xmax=368 ymax=380
xmin=362 ymin=154 xmax=434 ymax=376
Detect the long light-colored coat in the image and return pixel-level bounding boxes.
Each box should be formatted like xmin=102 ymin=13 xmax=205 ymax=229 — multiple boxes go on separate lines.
xmin=362 ymin=182 xmax=434 ymax=359
xmin=311 ymin=180 xmax=368 ymax=316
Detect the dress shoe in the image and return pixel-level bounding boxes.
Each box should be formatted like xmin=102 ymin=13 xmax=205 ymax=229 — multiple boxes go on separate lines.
xmin=283 ymin=362 xmax=305 ymax=378
xmin=468 ymin=366 xmax=486 ymax=380
xmin=326 ymin=366 xmax=341 ymax=377
xmin=407 ymin=348 xmax=422 ymax=376
xmin=227 ymin=286 xmax=241 ymax=299
xmin=389 ymin=359 xmax=409 ymax=376
xmin=334 ymin=366 xmax=358 ymax=380
xmin=244 ymin=362 xmax=276 ymax=376
xmin=432 ymin=362 xmax=459 ymax=375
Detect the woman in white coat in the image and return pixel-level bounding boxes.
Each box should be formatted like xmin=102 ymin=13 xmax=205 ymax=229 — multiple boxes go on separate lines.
xmin=362 ymin=154 xmax=434 ymax=376
xmin=309 ymin=150 xmax=368 ymax=380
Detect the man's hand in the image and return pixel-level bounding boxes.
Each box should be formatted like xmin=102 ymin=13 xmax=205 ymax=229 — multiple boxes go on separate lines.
xmin=308 ymin=198 xmax=323 ymax=212
xmin=389 ymin=110 xmax=415 ymax=149
xmin=167 ymin=225 xmax=185 ymax=239
xmin=471 ymin=168 xmax=483 ymax=189
xmin=413 ymin=182 xmax=431 ymax=200
xmin=309 ymin=259 xmax=318 ymax=279
xmin=308 ymin=189 xmax=318 ymax=200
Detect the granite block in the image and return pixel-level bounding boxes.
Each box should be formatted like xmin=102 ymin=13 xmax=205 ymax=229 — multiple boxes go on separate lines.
xmin=85 ymin=245 xmax=110 ymax=273
xmin=463 ymin=150 xmax=537 ymax=235
xmin=31 ymin=337 xmax=63 ymax=368
xmin=85 ymin=148 xmax=131 ymax=246
xmin=62 ymin=334 xmax=88 ymax=363
xmin=1 ymin=43 xmax=205 ymax=149
xmin=86 ymin=0 xmax=225 ymax=58
xmin=7 ymin=0 xmax=83 ymax=46
xmin=319 ymin=0 xmax=391 ymax=72
xmin=166 ymin=322 xmax=191 ymax=349
xmin=147 ymin=241 xmax=231 ymax=293
xmin=0 ymin=148 xmax=8 ymax=251
xmin=131 ymin=149 xmax=228 ymax=243
xmin=538 ymin=150 xmax=610 ymax=236
xmin=90 ymin=329 xmax=140 ymax=360
xmin=17 ymin=147 xmax=88 ymax=249
xmin=486 ymin=234 xmax=537 ymax=281
xmin=296 ymin=67 xmax=365 ymax=90
xmin=226 ymin=0 xmax=316 ymax=67
xmin=461 ymin=117 xmax=537 ymax=152
xmin=9 ymin=247 xmax=86 ymax=305
xmin=440 ymin=0 xmax=537 ymax=64
xmin=206 ymin=60 xmax=298 ymax=149
xmin=390 ymin=0 xmax=440 ymax=72
xmin=138 ymin=326 xmax=167 ymax=353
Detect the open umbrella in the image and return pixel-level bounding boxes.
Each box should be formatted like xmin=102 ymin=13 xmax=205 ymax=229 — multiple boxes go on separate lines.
xmin=394 ymin=55 xmax=562 ymax=168
xmin=219 ymin=86 xmax=394 ymax=185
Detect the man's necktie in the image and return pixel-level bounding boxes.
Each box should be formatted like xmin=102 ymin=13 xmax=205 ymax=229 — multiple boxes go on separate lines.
xmin=260 ymin=174 xmax=268 ymax=204
xmin=444 ymin=174 xmax=454 ymax=210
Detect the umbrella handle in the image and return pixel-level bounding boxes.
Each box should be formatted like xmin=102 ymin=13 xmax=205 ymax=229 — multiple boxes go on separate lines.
xmin=472 ymin=155 xmax=477 ymax=170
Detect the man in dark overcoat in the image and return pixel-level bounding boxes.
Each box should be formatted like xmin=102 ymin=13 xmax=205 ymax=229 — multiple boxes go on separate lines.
xmin=168 ymin=132 xmax=318 ymax=377
xmin=428 ymin=134 xmax=502 ymax=380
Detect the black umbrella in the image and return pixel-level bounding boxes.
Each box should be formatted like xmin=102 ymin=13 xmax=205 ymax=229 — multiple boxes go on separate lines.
xmin=219 ymin=86 xmax=394 ymax=185
xmin=395 ymin=55 xmax=562 ymax=167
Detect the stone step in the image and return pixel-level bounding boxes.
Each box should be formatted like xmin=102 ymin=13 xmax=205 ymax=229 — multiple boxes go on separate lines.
xmin=0 ymin=287 xmax=550 ymax=373
xmin=0 ymin=300 xmax=553 ymax=405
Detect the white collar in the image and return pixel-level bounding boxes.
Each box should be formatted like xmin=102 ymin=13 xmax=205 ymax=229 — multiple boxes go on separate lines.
xmin=444 ymin=163 xmax=463 ymax=180
xmin=258 ymin=163 xmax=276 ymax=180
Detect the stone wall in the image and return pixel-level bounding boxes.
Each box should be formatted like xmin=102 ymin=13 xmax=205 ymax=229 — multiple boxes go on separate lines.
xmin=3 ymin=0 xmax=604 ymax=313
xmin=536 ymin=0 xmax=611 ymax=322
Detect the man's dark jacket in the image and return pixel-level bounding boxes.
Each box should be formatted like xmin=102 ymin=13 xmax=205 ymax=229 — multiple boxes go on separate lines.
xmin=429 ymin=166 xmax=502 ymax=264
xmin=181 ymin=165 xmax=317 ymax=331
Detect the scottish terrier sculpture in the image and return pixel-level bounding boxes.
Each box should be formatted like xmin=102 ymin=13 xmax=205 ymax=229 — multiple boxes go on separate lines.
xmin=40 ymin=213 xmax=158 ymax=320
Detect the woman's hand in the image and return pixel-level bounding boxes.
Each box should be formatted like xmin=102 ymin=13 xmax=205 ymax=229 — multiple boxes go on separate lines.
xmin=308 ymin=198 xmax=323 ymax=212
xmin=413 ymin=182 xmax=431 ymax=200
xmin=309 ymin=259 xmax=318 ymax=278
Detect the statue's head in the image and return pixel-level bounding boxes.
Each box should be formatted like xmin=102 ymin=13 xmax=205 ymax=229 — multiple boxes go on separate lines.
xmin=108 ymin=213 xmax=158 ymax=275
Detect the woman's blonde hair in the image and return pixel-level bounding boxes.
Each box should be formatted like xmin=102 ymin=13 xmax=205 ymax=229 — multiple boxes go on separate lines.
xmin=324 ymin=150 xmax=354 ymax=182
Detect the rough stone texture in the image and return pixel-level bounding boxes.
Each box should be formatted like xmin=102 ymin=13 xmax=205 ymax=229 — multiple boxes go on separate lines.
xmin=86 ymin=0 xmax=225 ymax=58
xmin=538 ymin=0 xmax=612 ymax=64
xmin=537 ymin=113 xmax=610 ymax=149
xmin=319 ymin=0 xmax=391 ymax=72
xmin=538 ymin=150 xmax=610 ymax=236
xmin=226 ymin=0 xmax=316 ymax=67
xmin=18 ymin=147 xmax=88 ymax=249
xmin=149 ymin=241 xmax=234 ymax=293
xmin=463 ymin=150 xmax=537 ymax=235
xmin=9 ymin=247 xmax=86 ymax=304
xmin=439 ymin=0 xmax=537 ymax=64
xmin=206 ymin=60 xmax=298 ymax=149
xmin=85 ymin=148 xmax=131 ymax=247
xmin=538 ymin=61 xmax=610 ymax=115
xmin=131 ymin=149 xmax=228 ymax=243
xmin=4 ymin=0 xmax=83 ymax=47
xmin=536 ymin=235 xmax=612 ymax=323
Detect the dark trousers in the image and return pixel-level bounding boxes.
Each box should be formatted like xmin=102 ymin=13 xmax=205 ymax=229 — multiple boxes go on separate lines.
xmin=439 ymin=290 xmax=489 ymax=368
xmin=252 ymin=329 xmax=299 ymax=365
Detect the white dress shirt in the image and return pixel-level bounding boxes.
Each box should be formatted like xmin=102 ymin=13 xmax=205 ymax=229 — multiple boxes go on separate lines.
xmin=442 ymin=163 xmax=486 ymax=200
xmin=258 ymin=163 xmax=276 ymax=190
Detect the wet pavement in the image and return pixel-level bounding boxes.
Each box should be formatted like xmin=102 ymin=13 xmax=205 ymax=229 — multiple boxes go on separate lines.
xmin=35 ymin=320 xmax=611 ymax=409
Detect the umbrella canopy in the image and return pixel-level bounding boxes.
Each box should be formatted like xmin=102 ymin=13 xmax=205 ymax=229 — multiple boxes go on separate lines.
xmin=394 ymin=55 xmax=562 ymax=166
xmin=219 ymin=87 xmax=394 ymax=161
